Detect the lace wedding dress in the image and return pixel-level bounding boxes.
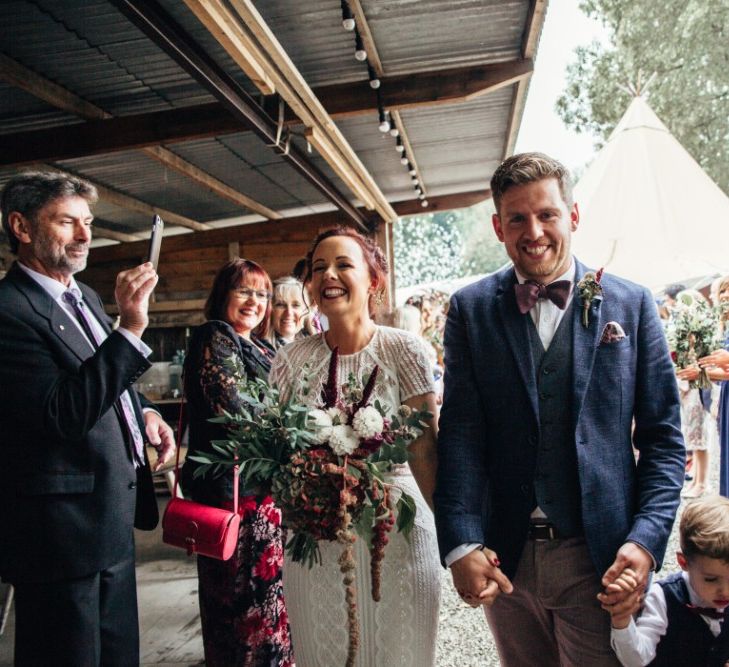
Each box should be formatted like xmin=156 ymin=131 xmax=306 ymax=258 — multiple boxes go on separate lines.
xmin=269 ymin=326 xmax=442 ymax=666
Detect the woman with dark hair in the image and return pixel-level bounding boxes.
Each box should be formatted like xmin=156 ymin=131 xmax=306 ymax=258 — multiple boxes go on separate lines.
xmin=181 ymin=258 xmax=293 ymax=667
xmin=270 ymin=227 xmax=441 ymax=666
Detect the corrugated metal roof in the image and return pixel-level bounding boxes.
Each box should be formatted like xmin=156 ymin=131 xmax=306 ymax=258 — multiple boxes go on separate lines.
xmin=364 ymin=0 xmax=529 ymax=74
xmin=0 ymin=0 xmax=543 ymax=236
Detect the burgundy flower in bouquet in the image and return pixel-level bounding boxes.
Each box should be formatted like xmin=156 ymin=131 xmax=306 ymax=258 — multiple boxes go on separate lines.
xmin=190 ymin=350 xmax=431 ymax=667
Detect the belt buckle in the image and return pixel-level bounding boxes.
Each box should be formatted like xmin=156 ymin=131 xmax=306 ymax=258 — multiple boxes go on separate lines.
xmin=530 ymin=522 xmax=555 ymax=541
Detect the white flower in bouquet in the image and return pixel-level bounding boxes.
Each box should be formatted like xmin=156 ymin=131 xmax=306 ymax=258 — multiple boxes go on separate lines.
xmin=308 ymin=408 xmax=333 ymax=444
xmin=329 ymin=424 xmax=359 ymax=455
xmin=326 ymin=406 xmax=347 ymax=425
xmin=351 ymin=405 xmax=384 ymax=439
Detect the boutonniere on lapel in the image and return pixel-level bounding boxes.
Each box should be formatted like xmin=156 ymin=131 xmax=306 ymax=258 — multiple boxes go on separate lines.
xmin=576 ymin=268 xmax=604 ymax=328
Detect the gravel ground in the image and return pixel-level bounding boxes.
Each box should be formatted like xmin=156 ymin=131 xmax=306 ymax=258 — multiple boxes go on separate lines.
xmin=434 ymin=439 xmax=719 ymax=666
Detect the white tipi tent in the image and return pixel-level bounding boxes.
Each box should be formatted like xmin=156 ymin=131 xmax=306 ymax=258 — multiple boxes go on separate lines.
xmin=571 ymin=96 xmax=729 ymax=289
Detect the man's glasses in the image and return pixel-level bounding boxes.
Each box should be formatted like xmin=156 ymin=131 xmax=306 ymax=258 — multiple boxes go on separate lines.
xmin=232 ymin=288 xmax=271 ymax=301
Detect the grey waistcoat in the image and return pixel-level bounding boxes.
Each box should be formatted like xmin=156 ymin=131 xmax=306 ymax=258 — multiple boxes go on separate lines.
xmin=526 ymin=305 xmax=583 ymax=536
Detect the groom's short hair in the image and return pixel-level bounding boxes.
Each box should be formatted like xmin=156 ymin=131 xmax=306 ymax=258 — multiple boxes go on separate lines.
xmin=490 ymin=152 xmax=573 ymax=213
xmin=680 ymin=496 xmax=729 ymax=563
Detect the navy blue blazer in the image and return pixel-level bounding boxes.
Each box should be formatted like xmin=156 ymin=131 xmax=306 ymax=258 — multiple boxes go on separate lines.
xmin=434 ymin=259 xmax=685 ymax=578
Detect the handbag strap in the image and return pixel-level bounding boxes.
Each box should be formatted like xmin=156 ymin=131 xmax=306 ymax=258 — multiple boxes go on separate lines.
xmin=171 ymin=385 xmax=239 ymax=514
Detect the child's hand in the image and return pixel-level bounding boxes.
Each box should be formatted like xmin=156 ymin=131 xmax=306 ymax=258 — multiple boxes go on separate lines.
xmin=604 ymin=567 xmax=639 ymax=595
xmin=598 ymin=587 xmax=643 ymax=630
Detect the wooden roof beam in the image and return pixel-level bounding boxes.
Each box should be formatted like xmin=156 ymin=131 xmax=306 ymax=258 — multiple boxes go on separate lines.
xmin=0 ymin=59 xmax=533 ymax=167
xmin=87 ymin=187 xmax=492 ymax=264
xmin=112 ymin=0 xmax=369 ymax=231
xmin=38 ymin=163 xmax=208 ymax=232
xmin=0 ymin=54 xmax=275 ymax=221
xmin=186 ymin=0 xmax=396 ymax=221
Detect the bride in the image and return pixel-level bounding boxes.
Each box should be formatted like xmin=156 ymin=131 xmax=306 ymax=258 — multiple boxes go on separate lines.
xmin=269 ymin=227 xmax=441 ymax=666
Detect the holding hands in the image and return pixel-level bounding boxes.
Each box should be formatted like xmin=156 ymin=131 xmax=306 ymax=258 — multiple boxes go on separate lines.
xmin=598 ymin=567 xmax=642 ymax=628
xmin=598 ymin=543 xmax=653 ymax=628
xmin=451 ymin=547 xmax=513 ymax=608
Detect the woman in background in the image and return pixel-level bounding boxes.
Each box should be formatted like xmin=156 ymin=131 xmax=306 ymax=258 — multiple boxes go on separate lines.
xmin=675 ymin=289 xmax=718 ymax=498
xmin=267 ymin=276 xmax=307 ymax=349
xmin=699 ymin=275 xmax=729 ymax=497
xmin=391 ymin=304 xmax=443 ymax=404
xmin=181 ymin=259 xmax=293 ymax=667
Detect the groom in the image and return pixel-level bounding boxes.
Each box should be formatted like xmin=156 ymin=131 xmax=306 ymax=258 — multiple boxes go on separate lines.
xmin=434 ymin=152 xmax=685 ymax=665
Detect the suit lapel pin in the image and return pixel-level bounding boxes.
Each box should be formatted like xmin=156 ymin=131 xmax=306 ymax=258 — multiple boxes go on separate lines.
xmin=59 ymin=324 xmax=65 ymax=331
xmin=576 ymin=267 xmax=604 ymax=328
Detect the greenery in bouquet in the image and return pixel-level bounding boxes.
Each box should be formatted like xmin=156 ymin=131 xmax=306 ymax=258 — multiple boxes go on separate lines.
xmin=665 ymin=291 xmax=722 ymax=389
xmin=189 ymin=349 xmax=431 ymax=667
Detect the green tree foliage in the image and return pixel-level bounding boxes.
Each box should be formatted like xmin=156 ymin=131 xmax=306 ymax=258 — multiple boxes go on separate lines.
xmin=557 ymin=0 xmax=729 ymax=194
xmin=392 ymin=200 xmax=507 ymax=288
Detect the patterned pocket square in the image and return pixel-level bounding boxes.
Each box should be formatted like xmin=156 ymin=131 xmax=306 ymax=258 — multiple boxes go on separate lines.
xmin=600 ymin=321 xmax=627 ymax=344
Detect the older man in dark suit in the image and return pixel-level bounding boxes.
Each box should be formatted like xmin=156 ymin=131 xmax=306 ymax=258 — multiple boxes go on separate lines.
xmin=0 ymin=171 xmax=175 ymax=666
xmin=434 ymin=153 xmax=685 ymax=665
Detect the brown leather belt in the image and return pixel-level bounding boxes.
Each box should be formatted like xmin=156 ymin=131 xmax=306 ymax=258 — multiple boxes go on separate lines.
xmin=527 ymin=522 xmax=563 ymax=541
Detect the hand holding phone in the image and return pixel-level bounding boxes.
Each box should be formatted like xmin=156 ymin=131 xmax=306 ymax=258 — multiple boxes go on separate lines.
xmin=147 ymin=215 xmax=164 ymax=270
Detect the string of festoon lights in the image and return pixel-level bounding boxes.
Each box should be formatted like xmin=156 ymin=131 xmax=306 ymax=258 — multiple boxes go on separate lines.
xmin=340 ymin=0 xmax=428 ymax=207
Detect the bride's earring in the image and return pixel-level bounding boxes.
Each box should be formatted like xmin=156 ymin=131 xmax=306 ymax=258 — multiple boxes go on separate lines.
xmin=373 ymin=290 xmax=385 ymax=306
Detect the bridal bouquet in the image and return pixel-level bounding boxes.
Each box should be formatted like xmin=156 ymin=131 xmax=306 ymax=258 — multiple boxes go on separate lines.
xmin=190 ymin=349 xmax=431 ymax=667
xmin=665 ymin=292 xmax=721 ymax=389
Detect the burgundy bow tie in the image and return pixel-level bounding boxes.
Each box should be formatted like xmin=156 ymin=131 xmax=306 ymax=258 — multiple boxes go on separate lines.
xmin=686 ymin=603 xmax=727 ymax=620
xmin=514 ymin=280 xmax=571 ymax=314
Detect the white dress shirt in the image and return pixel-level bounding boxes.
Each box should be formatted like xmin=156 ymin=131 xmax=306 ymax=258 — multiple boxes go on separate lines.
xmin=17 ymin=262 xmax=152 ymax=357
xmin=445 ymin=261 xmax=575 ymax=567
xmin=17 ymin=262 xmax=158 ymax=436
xmin=611 ymin=571 xmax=726 ymax=667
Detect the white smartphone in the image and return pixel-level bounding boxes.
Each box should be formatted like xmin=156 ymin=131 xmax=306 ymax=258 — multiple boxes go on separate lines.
xmin=147 ymin=215 xmax=164 ymax=270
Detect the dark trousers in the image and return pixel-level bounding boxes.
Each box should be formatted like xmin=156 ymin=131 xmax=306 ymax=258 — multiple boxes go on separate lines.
xmin=484 ymin=537 xmax=621 ymax=667
xmin=13 ymin=553 xmax=139 ymax=667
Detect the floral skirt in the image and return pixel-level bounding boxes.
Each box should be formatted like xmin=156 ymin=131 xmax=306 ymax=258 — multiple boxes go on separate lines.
xmin=197 ymin=495 xmax=294 ymax=667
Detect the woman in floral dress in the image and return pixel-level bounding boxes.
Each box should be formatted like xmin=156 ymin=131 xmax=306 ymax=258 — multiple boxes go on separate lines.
xmin=181 ymin=259 xmax=294 ymax=666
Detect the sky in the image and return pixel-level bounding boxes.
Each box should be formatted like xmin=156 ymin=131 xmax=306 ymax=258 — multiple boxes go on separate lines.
xmin=514 ymin=1 xmax=612 ymax=175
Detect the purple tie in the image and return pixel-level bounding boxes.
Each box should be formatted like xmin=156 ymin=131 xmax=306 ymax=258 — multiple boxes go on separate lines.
xmin=63 ymin=290 xmax=145 ymax=466
xmin=514 ymin=280 xmax=571 ymax=314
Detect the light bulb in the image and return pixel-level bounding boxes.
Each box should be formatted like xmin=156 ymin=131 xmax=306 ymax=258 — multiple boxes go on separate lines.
xmin=421 ymin=200 xmax=428 ymax=207
xmin=354 ymin=33 xmax=367 ymax=61
xmin=342 ymin=1 xmax=355 ymax=30
xmin=389 ymin=127 xmax=399 ymax=137
xmin=409 ymin=168 xmax=417 ymax=175
xmin=400 ymin=156 xmax=409 ymax=165
xmin=396 ymin=144 xmax=405 ymax=152
xmin=368 ymin=65 xmax=380 ymax=89
xmin=378 ymin=107 xmax=390 ymax=132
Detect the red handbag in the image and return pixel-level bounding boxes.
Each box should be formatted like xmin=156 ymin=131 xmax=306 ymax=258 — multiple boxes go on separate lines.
xmin=162 ymin=401 xmax=241 ymax=561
